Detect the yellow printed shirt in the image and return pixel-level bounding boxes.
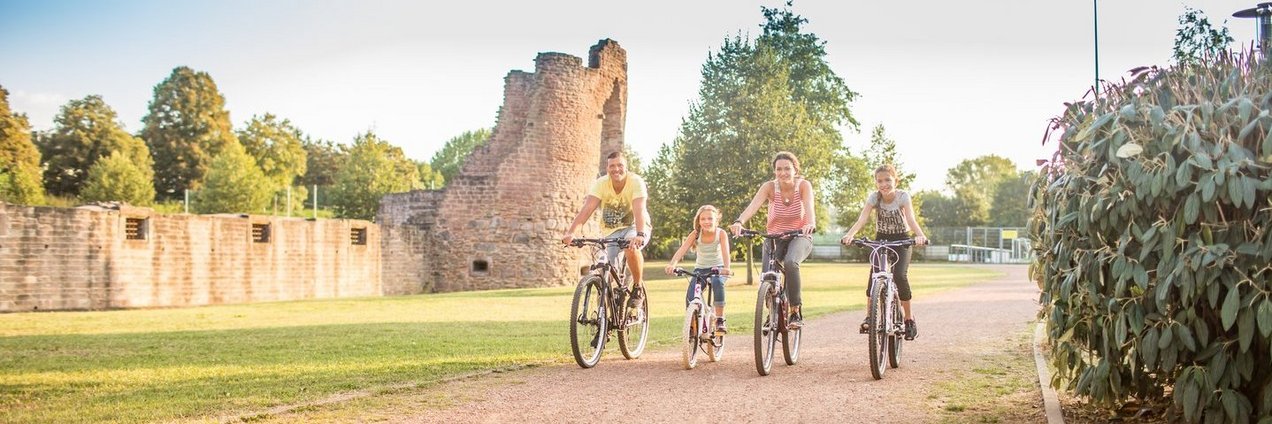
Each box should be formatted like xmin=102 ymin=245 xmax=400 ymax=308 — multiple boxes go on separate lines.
xmin=588 ymin=174 xmax=648 ymax=235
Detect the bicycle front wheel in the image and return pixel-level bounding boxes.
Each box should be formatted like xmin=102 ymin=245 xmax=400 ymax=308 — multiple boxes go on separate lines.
xmin=867 ymin=278 xmax=888 ymax=379
xmin=570 ymin=276 xmax=606 ymax=369
xmin=782 ymin=305 xmax=801 ymax=366
xmin=618 ymin=283 xmax=648 ymax=359
xmin=681 ymin=303 xmax=701 ymax=369
xmin=754 ymin=281 xmax=778 ymax=376
xmin=706 ymin=309 xmax=724 ymax=363
xmin=888 ymin=292 xmax=904 ymax=368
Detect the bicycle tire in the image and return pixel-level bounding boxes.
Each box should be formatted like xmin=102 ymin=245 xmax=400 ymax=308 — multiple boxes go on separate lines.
xmin=754 ymin=281 xmax=778 ymax=376
xmin=570 ymin=276 xmax=606 ymax=368
xmin=888 ymin=290 xmax=904 ymax=368
xmin=681 ymin=303 xmax=701 ymax=369
xmin=706 ymin=308 xmax=724 ymax=363
xmin=781 ymin=295 xmax=801 ymax=365
xmin=618 ymin=283 xmax=648 ymax=359
xmin=868 ymin=277 xmax=888 ymax=379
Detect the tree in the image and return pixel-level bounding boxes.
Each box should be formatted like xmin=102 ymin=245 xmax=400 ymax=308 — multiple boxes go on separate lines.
xmin=429 ymin=128 xmax=491 ymax=184
xmin=298 ymin=138 xmax=344 ymax=187
xmin=944 ymin=154 xmax=1017 ymax=219
xmin=646 ymin=4 xmax=862 ymax=255
xmin=141 ymin=66 xmax=237 ymax=199
xmin=757 ymin=1 xmax=859 ymax=131
xmin=1172 ymin=7 xmax=1233 ymax=65
xmin=237 ymin=114 xmax=307 ymax=189
xmin=0 ymin=85 xmax=44 ymax=205
xmin=79 ymin=151 xmax=155 ymax=206
xmin=415 ymin=160 xmax=444 ymax=190
xmin=237 ymin=114 xmax=308 ymax=214
xmin=917 ymin=189 xmax=987 ymax=229
xmin=862 ymin=124 xmax=914 ymax=188
xmin=37 ymin=95 xmax=152 ymax=197
xmin=192 ymin=141 xmax=272 ymax=214
xmin=328 ymin=132 xmax=419 ymax=220
xmin=989 ymin=170 xmax=1036 ymax=227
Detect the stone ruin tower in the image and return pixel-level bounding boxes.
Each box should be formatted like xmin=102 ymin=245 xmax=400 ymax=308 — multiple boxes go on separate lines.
xmin=378 ymin=39 xmax=627 ymax=293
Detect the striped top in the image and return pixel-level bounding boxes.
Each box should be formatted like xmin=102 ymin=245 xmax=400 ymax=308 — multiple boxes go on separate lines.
xmin=693 ymin=228 xmax=726 ymax=268
xmin=766 ymin=178 xmax=809 ymax=235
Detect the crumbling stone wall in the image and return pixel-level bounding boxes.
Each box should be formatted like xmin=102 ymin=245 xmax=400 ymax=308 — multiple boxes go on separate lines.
xmin=380 ymin=39 xmax=627 ymax=293
xmin=0 ymin=202 xmax=380 ymax=312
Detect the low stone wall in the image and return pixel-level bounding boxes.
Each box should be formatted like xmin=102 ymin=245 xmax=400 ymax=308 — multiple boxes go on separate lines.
xmin=0 ymin=202 xmax=380 ymax=312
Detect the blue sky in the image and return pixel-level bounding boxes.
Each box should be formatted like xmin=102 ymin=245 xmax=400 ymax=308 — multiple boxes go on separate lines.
xmin=0 ymin=0 xmax=1261 ymax=191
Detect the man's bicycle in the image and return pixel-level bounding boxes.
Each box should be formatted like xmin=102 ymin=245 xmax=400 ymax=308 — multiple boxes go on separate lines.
xmin=567 ymin=238 xmax=650 ymax=368
xmin=673 ymin=267 xmax=726 ymax=369
xmin=737 ymin=228 xmax=804 ymax=376
xmin=847 ymin=237 xmax=916 ymax=380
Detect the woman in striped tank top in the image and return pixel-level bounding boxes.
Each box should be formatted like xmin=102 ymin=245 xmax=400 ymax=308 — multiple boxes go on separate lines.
xmin=665 ymin=205 xmax=733 ymax=333
xmin=728 ymin=151 xmax=816 ymax=327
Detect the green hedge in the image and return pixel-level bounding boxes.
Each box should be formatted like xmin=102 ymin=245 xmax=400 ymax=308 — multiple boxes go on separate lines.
xmin=1030 ymin=55 xmax=1272 ymax=423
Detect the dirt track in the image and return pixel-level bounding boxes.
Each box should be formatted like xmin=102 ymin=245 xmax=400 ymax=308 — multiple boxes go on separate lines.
xmin=394 ymin=265 xmax=1040 ymax=423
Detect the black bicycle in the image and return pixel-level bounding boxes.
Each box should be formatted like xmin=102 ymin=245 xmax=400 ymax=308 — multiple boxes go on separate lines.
xmin=674 ymin=267 xmax=726 ymax=369
xmin=567 ymin=237 xmax=649 ymax=368
xmin=847 ymin=238 xmax=916 ymax=379
xmin=737 ymin=228 xmax=804 ymax=376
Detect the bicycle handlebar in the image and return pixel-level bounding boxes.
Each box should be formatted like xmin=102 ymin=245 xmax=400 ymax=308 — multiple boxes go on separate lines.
xmin=673 ymin=267 xmax=726 ymax=277
xmin=846 ymin=238 xmax=923 ymax=248
xmin=568 ymin=237 xmax=632 ymax=249
xmin=735 ymin=228 xmax=805 ymax=239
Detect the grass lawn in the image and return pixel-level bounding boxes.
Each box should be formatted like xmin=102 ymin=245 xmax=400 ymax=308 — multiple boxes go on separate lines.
xmin=0 ymin=262 xmax=1001 ymax=423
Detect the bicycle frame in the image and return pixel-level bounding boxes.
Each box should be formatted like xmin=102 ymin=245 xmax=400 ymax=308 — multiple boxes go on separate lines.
xmin=578 ymin=238 xmax=633 ymax=331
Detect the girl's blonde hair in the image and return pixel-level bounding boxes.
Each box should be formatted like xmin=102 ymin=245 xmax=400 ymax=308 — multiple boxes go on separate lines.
xmin=689 ymin=205 xmax=721 ymax=251
xmin=874 ymin=164 xmax=898 ymax=180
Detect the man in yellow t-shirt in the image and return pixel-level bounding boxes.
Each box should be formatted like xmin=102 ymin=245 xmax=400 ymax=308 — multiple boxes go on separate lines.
xmin=562 ymin=151 xmax=651 ymax=309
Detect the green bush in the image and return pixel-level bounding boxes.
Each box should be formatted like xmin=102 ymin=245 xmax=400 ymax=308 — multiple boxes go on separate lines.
xmin=1030 ymin=55 xmax=1272 ymax=422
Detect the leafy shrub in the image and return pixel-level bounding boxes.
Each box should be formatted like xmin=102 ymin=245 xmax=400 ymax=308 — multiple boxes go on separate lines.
xmin=1031 ymin=55 xmax=1272 ymax=423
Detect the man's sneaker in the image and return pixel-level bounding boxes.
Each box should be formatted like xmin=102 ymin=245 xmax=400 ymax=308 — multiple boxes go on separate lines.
xmin=715 ymin=318 xmax=728 ymax=334
xmin=589 ymin=331 xmax=602 ymax=348
xmin=859 ymin=318 xmax=870 ymax=334
xmin=904 ymin=319 xmax=918 ymax=340
xmin=626 ymin=286 xmax=645 ymax=308
xmin=788 ymin=311 xmax=804 ymax=329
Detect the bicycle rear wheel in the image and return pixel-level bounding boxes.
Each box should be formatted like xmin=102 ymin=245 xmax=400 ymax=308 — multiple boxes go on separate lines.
xmin=681 ymin=303 xmax=701 ymax=369
xmin=618 ymin=283 xmax=648 ymax=359
xmin=570 ymin=276 xmax=606 ymax=368
xmin=754 ymin=281 xmax=778 ymax=376
xmin=867 ymin=278 xmax=888 ymax=379
xmin=888 ymin=292 xmax=904 ymax=368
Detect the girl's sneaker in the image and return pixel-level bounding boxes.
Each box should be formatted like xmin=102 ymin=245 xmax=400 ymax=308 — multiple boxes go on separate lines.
xmin=904 ymin=319 xmax=918 ymax=340
xmin=859 ymin=318 xmax=870 ymax=334
xmin=715 ymin=318 xmax=728 ymax=334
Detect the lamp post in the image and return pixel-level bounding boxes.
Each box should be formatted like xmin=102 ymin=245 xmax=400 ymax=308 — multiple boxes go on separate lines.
xmin=1094 ymin=0 xmax=1100 ymax=95
xmin=1233 ymin=2 xmax=1272 ymax=58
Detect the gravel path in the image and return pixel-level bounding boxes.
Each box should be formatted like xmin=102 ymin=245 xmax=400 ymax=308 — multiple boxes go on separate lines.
xmin=396 ymin=265 xmax=1038 ymax=423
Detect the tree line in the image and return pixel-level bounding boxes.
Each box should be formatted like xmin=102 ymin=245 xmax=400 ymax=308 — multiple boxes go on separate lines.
xmin=0 ymin=70 xmax=493 ymax=220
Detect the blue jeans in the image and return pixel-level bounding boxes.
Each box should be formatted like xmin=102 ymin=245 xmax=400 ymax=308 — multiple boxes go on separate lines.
xmin=684 ymin=268 xmax=726 ymax=308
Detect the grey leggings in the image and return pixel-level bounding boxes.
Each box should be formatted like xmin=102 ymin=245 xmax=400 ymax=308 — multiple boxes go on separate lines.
xmin=761 ymin=235 xmax=813 ymax=307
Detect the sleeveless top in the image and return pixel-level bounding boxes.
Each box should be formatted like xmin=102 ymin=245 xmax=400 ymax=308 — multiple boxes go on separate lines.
xmin=694 ymin=228 xmax=725 ymax=268
xmin=867 ymin=190 xmax=911 ymax=236
xmin=766 ymin=178 xmax=809 ymax=235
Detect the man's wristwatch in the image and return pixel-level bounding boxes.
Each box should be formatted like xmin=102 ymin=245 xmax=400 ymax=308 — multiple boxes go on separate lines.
xmin=732 ymin=220 xmax=742 ymax=225
xmin=636 ymin=232 xmax=646 ymax=237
